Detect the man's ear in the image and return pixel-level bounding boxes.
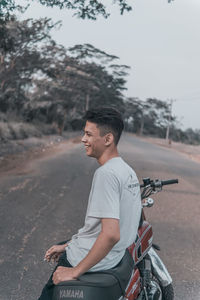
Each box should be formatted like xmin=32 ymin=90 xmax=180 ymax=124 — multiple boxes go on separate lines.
xmin=104 ymin=133 xmax=114 ymax=146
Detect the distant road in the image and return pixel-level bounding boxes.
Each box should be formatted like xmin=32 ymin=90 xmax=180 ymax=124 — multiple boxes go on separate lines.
xmin=0 ymin=133 xmax=199 ymax=300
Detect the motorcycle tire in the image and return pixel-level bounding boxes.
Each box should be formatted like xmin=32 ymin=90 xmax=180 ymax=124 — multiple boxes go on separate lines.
xmin=160 ymin=283 xmax=174 ymax=300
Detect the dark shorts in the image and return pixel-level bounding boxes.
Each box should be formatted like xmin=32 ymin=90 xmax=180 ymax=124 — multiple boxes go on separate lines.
xmin=38 ymin=252 xmax=72 ymax=300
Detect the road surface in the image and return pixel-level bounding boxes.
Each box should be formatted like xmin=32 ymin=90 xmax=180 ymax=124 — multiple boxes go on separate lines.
xmin=0 ymin=133 xmax=200 ymax=300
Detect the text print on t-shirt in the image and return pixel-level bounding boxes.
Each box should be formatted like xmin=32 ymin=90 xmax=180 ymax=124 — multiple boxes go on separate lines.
xmin=125 ymin=174 xmax=140 ymax=196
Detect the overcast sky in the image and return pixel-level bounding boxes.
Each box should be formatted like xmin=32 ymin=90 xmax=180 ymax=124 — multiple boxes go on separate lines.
xmin=17 ymin=0 xmax=200 ymax=130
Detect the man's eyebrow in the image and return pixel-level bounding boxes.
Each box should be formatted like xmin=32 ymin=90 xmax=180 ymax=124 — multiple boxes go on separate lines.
xmin=84 ymin=130 xmax=92 ymax=134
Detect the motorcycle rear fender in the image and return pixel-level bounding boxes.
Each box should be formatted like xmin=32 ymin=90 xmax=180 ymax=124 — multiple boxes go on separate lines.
xmin=148 ymin=247 xmax=172 ymax=287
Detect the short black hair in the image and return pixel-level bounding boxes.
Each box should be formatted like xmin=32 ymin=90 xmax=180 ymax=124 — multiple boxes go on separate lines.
xmin=83 ymin=107 xmax=124 ymax=145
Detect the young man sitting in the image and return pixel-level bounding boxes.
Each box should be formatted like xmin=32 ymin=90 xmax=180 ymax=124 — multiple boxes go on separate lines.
xmin=38 ymin=107 xmax=142 ymax=300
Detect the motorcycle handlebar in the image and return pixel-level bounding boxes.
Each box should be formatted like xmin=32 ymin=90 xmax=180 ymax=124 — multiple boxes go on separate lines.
xmin=161 ymin=179 xmax=178 ymax=186
xmin=140 ymin=177 xmax=179 ymax=188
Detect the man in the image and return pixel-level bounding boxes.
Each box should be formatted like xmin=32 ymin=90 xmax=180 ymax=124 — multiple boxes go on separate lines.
xmin=38 ymin=107 xmax=142 ymax=300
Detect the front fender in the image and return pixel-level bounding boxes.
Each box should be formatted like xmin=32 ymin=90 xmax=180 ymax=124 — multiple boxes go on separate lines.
xmin=148 ymin=247 xmax=172 ymax=287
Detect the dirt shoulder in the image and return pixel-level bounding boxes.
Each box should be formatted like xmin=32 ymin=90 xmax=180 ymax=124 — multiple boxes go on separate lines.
xmin=134 ymin=134 xmax=200 ymax=164
xmin=0 ymin=132 xmax=81 ymax=177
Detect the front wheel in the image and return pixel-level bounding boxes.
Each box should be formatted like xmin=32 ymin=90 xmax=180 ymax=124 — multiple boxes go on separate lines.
xmin=160 ymin=283 xmax=174 ymax=300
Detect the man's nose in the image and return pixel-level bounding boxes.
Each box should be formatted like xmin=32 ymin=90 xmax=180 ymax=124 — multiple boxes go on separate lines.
xmin=81 ymin=134 xmax=87 ymax=143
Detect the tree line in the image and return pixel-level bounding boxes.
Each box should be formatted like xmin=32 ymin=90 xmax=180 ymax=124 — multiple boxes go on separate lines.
xmin=0 ymin=3 xmax=199 ymax=145
xmin=1 ymin=0 xmax=173 ymax=21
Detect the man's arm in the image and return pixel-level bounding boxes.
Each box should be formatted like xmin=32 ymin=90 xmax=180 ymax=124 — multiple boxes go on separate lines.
xmin=53 ymin=218 xmax=120 ymax=284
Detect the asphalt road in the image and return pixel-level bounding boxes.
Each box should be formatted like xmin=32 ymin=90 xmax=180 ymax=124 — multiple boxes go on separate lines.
xmin=0 ymin=133 xmax=200 ymax=300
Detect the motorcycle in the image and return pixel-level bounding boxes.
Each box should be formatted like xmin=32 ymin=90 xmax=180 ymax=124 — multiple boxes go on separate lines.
xmin=53 ymin=177 xmax=178 ymax=300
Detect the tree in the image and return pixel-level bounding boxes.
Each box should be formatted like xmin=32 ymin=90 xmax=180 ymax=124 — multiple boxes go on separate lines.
xmin=123 ymin=98 xmax=143 ymax=133
xmin=29 ymin=43 xmax=130 ymax=131
xmin=66 ymin=44 xmax=129 ymax=114
xmin=0 ymin=14 xmax=130 ymax=133
xmin=0 ymin=16 xmax=61 ymax=115
xmin=123 ymin=98 xmax=176 ymax=138
xmin=0 ymin=0 xmax=16 ymax=19
xmin=169 ymin=127 xmax=200 ymax=145
xmin=144 ymin=98 xmax=172 ymax=137
xmin=0 ymin=0 xmax=174 ymax=21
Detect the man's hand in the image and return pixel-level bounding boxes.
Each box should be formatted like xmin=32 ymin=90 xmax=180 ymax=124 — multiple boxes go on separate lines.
xmin=44 ymin=244 xmax=67 ymax=263
xmin=53 ymin=266 xmax=77 ymax=284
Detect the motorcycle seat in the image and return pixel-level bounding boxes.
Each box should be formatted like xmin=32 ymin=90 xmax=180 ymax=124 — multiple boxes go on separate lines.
xmin=53 ymin=249 xmax=134 ymax=300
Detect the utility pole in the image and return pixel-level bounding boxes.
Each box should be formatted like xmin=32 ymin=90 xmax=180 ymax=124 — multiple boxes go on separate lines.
xmin=166 ymin=99 xmax=175 ymax=144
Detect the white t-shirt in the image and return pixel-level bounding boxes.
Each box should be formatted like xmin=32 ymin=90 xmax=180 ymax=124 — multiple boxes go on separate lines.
xmin=66 ymin=157 xmax=142 ymax=271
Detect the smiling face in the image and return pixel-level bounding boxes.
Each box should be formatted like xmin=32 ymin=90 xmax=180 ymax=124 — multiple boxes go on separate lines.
xmin=82 ymin=121 xmax=108 ymax=159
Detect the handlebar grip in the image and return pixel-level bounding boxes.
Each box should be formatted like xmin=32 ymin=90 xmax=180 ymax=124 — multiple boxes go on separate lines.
xmin=161 ymin=179 xmax=178 ymax=186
